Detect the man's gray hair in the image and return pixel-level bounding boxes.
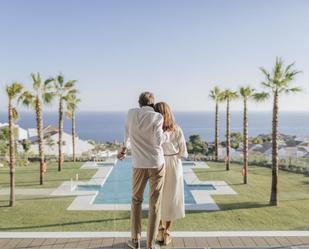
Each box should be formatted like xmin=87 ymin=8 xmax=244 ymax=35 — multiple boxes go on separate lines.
xmin=138 ymin=91 xmax=155 ymax=107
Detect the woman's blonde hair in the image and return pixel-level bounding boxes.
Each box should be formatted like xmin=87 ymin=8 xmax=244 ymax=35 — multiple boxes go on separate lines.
xmin=154 ymin=102 xmax=177 ymax=132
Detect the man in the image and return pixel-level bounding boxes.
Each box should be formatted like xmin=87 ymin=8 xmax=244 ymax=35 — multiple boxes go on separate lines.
xmin=118 ymin=92 xmax=167 ymax=249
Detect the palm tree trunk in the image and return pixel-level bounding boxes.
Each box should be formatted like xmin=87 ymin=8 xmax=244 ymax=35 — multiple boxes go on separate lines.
xmin=35 ymin=98 xmax=45 ymax=185
xmin=226 ymin=98 xmax=230 ymax=170
xmin=270 ymin=90 xmax=279 ymax=205
xmin=8 ymin=99 xmax=16 ymax=207
xmin=72 ymin=109 xmax=76 ymax=162
xmin=214 ymin=101 xmax=219 ymax=161
xmin=243 ymin=98 xmax=248 ymax=184
xmin=58 ymin=98 xmax=63 ymax=171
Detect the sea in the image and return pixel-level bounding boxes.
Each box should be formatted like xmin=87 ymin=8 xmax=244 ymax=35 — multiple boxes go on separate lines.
xmin=1 ymin=111 xmax=309 ymax=142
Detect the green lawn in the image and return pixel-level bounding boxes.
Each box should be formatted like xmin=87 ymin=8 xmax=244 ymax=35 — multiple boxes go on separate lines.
xmin=0 ymin=162 xmax=95 ymax=189
xmin=0 ymin=161 xmax=309 ymax=231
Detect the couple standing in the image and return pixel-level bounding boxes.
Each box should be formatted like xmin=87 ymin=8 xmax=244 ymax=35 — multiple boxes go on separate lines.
xmin=117 ymin=92 xmax=188 ymax=249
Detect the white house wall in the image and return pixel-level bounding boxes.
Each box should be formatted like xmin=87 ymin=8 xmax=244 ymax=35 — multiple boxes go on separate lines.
xmin=29 ymin=132 xmax=94 ymax=156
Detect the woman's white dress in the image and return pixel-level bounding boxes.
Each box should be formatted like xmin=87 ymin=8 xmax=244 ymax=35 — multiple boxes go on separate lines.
xmin=161 ymin=126 xmax=188 ymax=221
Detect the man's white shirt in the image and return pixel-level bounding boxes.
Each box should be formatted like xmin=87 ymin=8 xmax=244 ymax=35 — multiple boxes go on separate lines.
xmin=124 ymin=106 xmax=167 ymax=168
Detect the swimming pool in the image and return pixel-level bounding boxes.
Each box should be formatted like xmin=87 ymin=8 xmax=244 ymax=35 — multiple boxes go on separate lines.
xmin=78 ymin=158 xmax=215 ymax=205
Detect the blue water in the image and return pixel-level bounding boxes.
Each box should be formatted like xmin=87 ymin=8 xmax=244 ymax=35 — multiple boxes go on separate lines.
xmin=1 ymin=111 xmax=309 ymax=142
xmin=78 ymin=158 xmax=215 ymax=205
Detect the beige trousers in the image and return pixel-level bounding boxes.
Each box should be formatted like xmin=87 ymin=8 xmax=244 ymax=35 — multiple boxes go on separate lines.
xmin=131 ymin=166 xmax=165 ymax=248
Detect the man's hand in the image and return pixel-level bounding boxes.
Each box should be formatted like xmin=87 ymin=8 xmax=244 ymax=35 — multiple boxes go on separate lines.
xmin=117 ymin=147 xmax=127 ymax=160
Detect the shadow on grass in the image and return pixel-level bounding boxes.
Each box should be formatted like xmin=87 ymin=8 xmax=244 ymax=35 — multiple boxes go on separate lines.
xmin=0 ymin=166 xmax=79 ymax=172
xmin=0 ymin=216 xmax=130 ymax=231
xmin=228 ymin=183 xmax=245 ymax=186
xmin=295 ymin=226 xmax=309 ymax=230
xmin=186 ymin=202 xmax=270 ymax=214
xmin=0 ymin=169 xmax=67 ymax=174
xmin=0 ymin=177 xmax=93 ymax=188
xmin=302 ymin=180 xmax=309 ymax=185
xmin=279 ymin=197 xmax=309 ymax=203
xmin=195 ymin=169 xmax=227 ymax=173
xmin=217 ymin=201 xmax=270 ymax=210
xmin=0 ymin=169 xmax=43 ymax=174
xmin=15 ymin=168 xmax=84 ymax=174
xmin=0 ymin=195 xmax=77 ymax=208
xmin=15 ymin=195 xmax=78 ymax=202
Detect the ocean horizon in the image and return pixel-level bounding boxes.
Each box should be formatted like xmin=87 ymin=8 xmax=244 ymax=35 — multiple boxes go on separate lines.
xmin=1 ymin=111 xmax=309 ymax=142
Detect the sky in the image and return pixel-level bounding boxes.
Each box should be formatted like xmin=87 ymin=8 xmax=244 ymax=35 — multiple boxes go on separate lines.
xmin=0 ymin=0 xmax=309 ymax=112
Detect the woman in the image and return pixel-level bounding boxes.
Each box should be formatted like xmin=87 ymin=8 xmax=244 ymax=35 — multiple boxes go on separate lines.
xmin=154 ymin=102 xmax=188 ymax=246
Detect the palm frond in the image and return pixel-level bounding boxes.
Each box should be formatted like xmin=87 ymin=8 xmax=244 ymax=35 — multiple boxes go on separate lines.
xmin=252 ymin=92 xmax=269 ymax=102
xmin=54 ymin=74 xmax=78 ymax=102
xmin=221 ymin=89 xmax=238 ymax=100
xmin=284 ymin=62 xmax=295 ymax=75
xmin=42 ymin=92 xmax=55 ymax=104
xmin=44 ymin=77 xmax=54 ymax=87
xmin=64 ymin=80 xmax=77 ymax=89
xmin=66 ymin=93 xmax=81 ymax=111
xmin=67 ymin=89 xmax=78 ymax=96
xmin=31 ymin=73 xmax=41 ymax=91
xmin=273 ymin=57 xmax=284 ymax=84
xmin=18 ymin=91 xmax=35 ymax=107
xmin=209 ymin=91 xmax=215 ymax=100
xmin=283 ymin=87 xmax=302 ymax=94
xmin=57 ymin=74 xmax=64 ymax=85
xmin=261 ymin=81 xmax=272 ymax=89
xmin=209 ymin=86 xmax=222 ymax=101
xmin=6 ymin=82 xmax=23 ymax=98
xmin=260 ymin=67 xmax=272 ymax=82
xmin=239 ymin=86 xmax=255 ymax=98
xmin=260 ymin=57 xmax=301 ymax=95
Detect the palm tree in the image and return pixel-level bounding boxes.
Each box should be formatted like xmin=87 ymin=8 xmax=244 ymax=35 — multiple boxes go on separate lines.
xmin=209 ymin=86 xmax=223 ymax=161
xmin=54 ymin=75 xmax=77 ymax=171
xmin=221 ymin=89 xmax=238 ymax=170
xmin=66 ymin=94 xmax=81 ymax=162
xmin=6 ymin=82 xmax=23 ymax=206
xmin=239 ymin=87 xmax=269 ymax=184
xmin=19 ymin=73 xmax=54 ymax=185
xmin=260 ymin=57 xmax=301 ymax=205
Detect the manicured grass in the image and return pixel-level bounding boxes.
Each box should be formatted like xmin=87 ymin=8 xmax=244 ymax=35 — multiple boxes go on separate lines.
xmin=0 ymin=162 xmax=95 ymax=189
xmin=179 ymin=162 xmax=309 ymax=231
xmin=0 ymin=161 xmax=309 ymax=231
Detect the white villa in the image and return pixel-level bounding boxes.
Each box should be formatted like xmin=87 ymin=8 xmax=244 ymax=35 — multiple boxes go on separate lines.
xmin=0 ymin=122 xmax=94 ymax=157
xmin=248 ymin=140 xmax=309 ymax=161
xmin=27 ymin=125 xmax=94 ymax=156
xmin=216 ymin=137 xmax=309 ymax=162
xmin=218 ymin=146 xmax=242 ymax=160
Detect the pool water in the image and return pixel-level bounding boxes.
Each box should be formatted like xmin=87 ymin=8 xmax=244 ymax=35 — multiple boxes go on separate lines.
xmin=78 ymin=158 xmax=215 ymax=205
